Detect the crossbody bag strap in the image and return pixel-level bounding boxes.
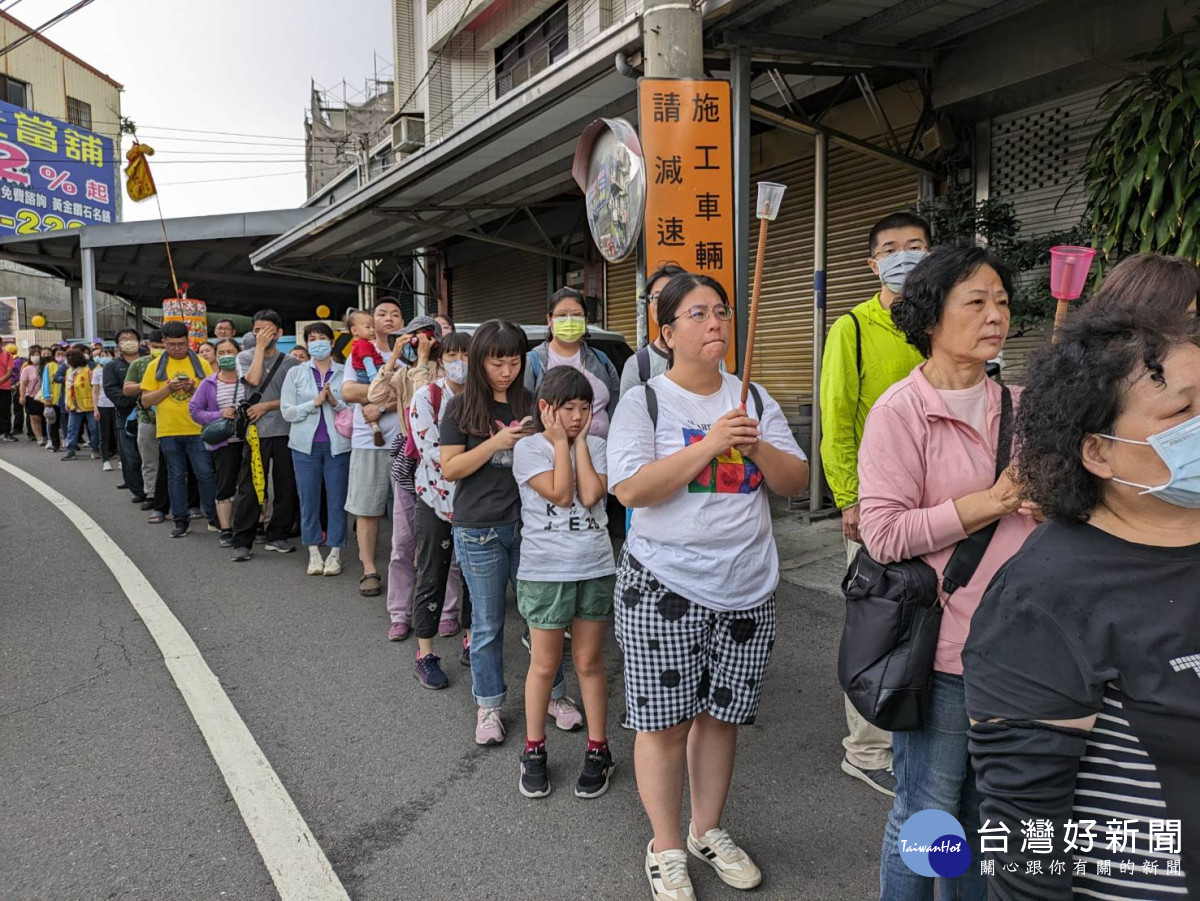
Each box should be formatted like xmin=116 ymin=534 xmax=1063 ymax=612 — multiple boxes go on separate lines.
xmin=244 ymin=352 xmax=286 ymax=406
xmin=940 ymin=386 xmax=1013 ymax=597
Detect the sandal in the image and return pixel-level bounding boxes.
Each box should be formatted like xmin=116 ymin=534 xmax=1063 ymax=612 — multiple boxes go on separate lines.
xmin=358 ymin=573 xmax=382 ymax=597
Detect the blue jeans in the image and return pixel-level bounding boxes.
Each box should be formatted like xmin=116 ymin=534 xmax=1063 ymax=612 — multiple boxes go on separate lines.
xmin=159 ymin=435 xmax=217 ymax=526
xmin=292 ymin=443 xmax=349 ymax=548
xmin=65 ymin=410 xmax=98 ymax=453
xmin=454 ymin=523 xmax=564 ymax=708
xmin=879 ymin=672 xmax=986 ymax=901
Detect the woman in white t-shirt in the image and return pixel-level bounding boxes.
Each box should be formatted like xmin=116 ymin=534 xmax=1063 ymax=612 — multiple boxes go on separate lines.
xmin=607 ymin=273 xmax=809 ymax=901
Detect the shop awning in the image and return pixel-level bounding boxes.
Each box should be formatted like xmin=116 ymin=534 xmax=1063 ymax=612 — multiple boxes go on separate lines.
xmin=0 ymin=209 xmax=357 ymax=319
xmin=250 ymin=17 xmax=644 ymax=277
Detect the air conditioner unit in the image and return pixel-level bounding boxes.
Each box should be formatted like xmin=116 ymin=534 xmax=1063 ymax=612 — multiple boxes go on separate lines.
xmin=392 ymin=114 xmax=425 ymax=153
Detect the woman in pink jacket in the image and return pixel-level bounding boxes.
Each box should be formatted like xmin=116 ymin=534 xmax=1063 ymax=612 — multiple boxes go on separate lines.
xmin=857 ymin=245 xmax=1038 ymax=901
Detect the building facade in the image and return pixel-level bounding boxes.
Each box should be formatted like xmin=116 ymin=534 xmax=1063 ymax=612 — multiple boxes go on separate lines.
xmin=263 ymin=0 xmax=1190 ymax=503
xmin=0 ymin=9 xmax=127 ymax=338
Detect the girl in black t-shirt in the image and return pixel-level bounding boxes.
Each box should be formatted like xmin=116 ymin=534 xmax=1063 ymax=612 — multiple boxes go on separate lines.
xmin=441 ymin=319 xmax=576 ymax=748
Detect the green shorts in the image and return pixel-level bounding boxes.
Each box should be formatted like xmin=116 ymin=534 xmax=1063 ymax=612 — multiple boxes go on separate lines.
xmin=517 ymin=575 xmax=616 ymax=630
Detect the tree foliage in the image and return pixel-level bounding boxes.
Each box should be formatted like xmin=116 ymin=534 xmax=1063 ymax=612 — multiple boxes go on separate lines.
xmin=1082 ymin=11 xmax=1200 ymax=274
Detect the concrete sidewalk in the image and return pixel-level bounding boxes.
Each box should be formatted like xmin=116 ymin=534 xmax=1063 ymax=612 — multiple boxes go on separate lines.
xmin=771 ymin=497 xmax=848 ymax=599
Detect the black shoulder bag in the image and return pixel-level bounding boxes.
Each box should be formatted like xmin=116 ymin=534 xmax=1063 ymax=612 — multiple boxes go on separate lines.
xmin=837 ymin=386 xmax=1013 ymax=732
xmin=234 ymin=353 xmax=286 ymax=440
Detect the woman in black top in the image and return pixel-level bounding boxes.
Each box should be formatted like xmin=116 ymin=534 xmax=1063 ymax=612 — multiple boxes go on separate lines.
xmin=964 ymin=302 xmax=1200 ymax=900
xmin=441 ymin=319 xmax=574 ymax=747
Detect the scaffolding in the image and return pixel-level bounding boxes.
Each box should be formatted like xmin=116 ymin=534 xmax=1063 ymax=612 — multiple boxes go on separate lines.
xmin=305 ymin=54 xmax=395 ymax=197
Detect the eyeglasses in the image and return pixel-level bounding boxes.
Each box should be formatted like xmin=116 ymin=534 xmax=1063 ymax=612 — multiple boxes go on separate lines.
xmin=872 ymin=243 xmax=929 ymax=261
xmin=665 ymin=303 xmax=734 ymax=324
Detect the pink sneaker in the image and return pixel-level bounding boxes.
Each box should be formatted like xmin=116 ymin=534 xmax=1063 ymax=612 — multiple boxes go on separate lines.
xmin=387 ymin=621 xmax=411 ymax=641
xmin=547 ymin=696 xmax=584 ymax=732
xmin=475 ymin=706 xmax=506 ymax=745
xmin=438 ymin=618 xmax=461 ymax=638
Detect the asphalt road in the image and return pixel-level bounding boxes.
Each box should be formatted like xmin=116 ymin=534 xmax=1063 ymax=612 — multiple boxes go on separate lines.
xmin=0 ymin=438 xmax=888 ymax=901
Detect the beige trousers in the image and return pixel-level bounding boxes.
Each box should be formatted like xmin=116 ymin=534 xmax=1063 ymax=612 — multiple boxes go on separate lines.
xmin=841 ymin=536 xmax=893 ymax=771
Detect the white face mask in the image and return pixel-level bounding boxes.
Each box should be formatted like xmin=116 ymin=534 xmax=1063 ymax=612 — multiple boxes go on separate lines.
xmin=1101 ymin=413 xmax=1200 ymax=508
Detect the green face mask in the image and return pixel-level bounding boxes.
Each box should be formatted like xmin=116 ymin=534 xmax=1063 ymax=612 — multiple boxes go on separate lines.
xmin=551 ymin=315 xmax=586 ymax=343
xmin=217 ymin=355 xmax=238 ymax=371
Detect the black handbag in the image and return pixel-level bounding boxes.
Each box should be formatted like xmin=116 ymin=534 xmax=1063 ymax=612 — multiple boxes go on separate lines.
xmin=201 ymin=416 xmax=236 ymax=445
xmin=837 ymin=386 xmax=1013 ymax=732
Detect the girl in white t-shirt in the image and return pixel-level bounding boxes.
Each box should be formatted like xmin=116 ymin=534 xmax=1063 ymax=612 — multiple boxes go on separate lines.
xmin=512 ymin=366 xmax=616 ymax=801
xmin=607 ymin=273 xmax=809 ymax=901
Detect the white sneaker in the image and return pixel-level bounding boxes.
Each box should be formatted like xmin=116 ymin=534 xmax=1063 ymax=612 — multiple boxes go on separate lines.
xmin=307 ymin=547 xmax=324 ymax=575
xmin=646 ymin=839 xmax=694 ymax=900
xmin=323 ymin=548 xmax=342 ymax=576
xmin=102 ymin=460 xmax=113 ymax=471
xmin=687 ymin=823 xmax=762 ymax=889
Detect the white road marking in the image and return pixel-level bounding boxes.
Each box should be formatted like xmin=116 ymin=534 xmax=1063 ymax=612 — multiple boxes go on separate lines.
xmin=1 ymin=459 xmax=350 ymax=901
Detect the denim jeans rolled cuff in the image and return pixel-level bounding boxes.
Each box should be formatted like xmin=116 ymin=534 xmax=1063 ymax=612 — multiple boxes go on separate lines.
xmin=454 ymin=522 xmax=564 ymax=709
xmin=292 ymin=443 xmax=349 ymax=548
xmin=878 ymin=671 xmax=986 ymax=901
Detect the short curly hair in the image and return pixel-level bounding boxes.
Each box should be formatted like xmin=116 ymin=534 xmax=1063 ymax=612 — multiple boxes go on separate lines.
xmin=1015 ymin=303 xmax=1200 ymax=523
xmin=890 ymin=245 xmax=1015 ymax=358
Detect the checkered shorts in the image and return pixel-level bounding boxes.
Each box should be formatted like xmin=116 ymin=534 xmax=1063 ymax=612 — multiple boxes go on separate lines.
xmin=614 ymin=547 xmax=776 ymax=732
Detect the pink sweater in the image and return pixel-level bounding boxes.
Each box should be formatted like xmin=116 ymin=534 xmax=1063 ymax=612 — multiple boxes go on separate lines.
xmin=857 ymin=365 xmax=1036 ymax=675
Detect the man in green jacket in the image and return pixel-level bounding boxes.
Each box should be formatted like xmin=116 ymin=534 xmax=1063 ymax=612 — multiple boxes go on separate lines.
xmin=820 ymin=211 xmax=929 ymax=797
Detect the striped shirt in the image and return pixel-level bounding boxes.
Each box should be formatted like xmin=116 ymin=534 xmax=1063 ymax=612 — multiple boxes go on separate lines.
xmin=1069 ymin=686 xmax=1187 ymax=899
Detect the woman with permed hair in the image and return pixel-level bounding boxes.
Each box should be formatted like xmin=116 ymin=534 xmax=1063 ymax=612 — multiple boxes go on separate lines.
xmin=858 ymin=244 xmax=1039 ymax=900
xmin=962 ymin=301 xmax=1200 ymax=900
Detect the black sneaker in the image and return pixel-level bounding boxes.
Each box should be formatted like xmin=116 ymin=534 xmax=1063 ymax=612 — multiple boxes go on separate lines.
xmin=575 ymin=747 xmax=614 ymax=799
xmin=521 ymin=624 xmax=531 ymax=653
xmin=170 ymin=522 xmax=190 ymax=538
xmin=519 ymin=748 xmax=551 ymax=799
xmin=232 ymin=546 xmax=253 ymax=562
xmin=840 ymin=757 xmax=897 ymax=797
xmin=218 ymin=529 xmax=234 ymax=548
xmin=414 ymin=653 xmax=449 ymax=690
xmin=140 ymin=500 xmax=156 ymax=510
xmin=460 ymin=636 xmax=471 ymax=668
xmin=60 ymin=451 xmax=76 ymax=460
xmin=263 ymin=540 xmax=296 ymax=554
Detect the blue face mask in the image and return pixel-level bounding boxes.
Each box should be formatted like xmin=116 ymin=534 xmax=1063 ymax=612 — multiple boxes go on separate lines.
xmin=876 ymin=249 xmax=928 ymax=293
xmin=1102 ymin=413 xmax=1200 ymax=508
xmin=307 ymin=340 xmax=332 ymax=361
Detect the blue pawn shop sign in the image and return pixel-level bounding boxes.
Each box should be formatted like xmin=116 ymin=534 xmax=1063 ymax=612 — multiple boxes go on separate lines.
xmin=0 ymin=100 xmax=116 ymax=235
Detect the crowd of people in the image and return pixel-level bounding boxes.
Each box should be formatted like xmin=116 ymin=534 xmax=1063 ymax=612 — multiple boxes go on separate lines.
xmin=0 ymin=213 xmax=1196 ymax=901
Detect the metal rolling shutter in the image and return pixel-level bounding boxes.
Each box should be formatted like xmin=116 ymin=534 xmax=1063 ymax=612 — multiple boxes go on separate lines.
xmin=748 ymin=145 xmax=920 ymax=413
xmin=449 ymin=250 xmax=547 ymax=324
xmin=990 ymin=84 xmax=1110 ymax=236
xmin=605 ymin=255 xmax=637 ymax=344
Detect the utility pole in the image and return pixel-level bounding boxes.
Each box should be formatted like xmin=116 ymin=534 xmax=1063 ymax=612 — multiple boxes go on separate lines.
xmin=637 ymin=0 xmax=703 ymax=349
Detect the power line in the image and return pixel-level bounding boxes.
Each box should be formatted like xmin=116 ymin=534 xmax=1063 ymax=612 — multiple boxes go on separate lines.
xmin=90 ymin=120 xmax=308 ymax=143
xmin=157 ymin=171 xmax=305 ymax=187
xmin=0 ymin=0 xmax=100 ymax=60
xmin=122 ymin=134 xmax=315 ymax=148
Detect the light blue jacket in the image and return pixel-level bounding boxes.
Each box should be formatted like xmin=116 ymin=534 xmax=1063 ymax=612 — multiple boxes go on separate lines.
xmin=280 ymin=360 xmax=350 ymax=456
